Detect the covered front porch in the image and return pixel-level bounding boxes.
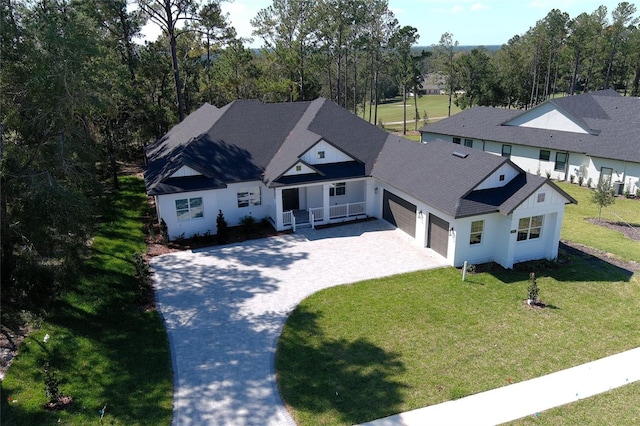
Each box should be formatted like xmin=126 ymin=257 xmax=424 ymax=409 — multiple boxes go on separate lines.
xmin=270 ymin=179 xmax=377 ymax=231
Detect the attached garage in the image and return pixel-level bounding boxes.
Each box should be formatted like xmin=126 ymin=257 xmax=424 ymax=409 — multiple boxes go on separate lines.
xmin=383 ymin=190 xmax=416 ymax=237
xmin=428 ymin=213 xmax=449 ymax=257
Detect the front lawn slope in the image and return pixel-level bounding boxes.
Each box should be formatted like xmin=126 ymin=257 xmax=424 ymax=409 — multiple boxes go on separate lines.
xmin=276 ymin=262 xmax=640 ymax=425
xmin=1 ymin=176 xmax=173 ymax=425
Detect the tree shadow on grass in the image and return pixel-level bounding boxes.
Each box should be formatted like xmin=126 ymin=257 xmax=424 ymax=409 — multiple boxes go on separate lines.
xmin=276 ymin=305 xmax=408 ymax=425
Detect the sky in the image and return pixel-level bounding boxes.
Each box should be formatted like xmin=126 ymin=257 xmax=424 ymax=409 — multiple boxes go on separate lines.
xmin=140 ymin=1 xmax=624 ymax=47
xmin=219 ymin=0 xmax=620 ymax=47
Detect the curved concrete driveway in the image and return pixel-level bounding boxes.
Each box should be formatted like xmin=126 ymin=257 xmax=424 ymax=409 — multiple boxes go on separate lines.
xmin=151 ymin=220 xmax=447 ymax=426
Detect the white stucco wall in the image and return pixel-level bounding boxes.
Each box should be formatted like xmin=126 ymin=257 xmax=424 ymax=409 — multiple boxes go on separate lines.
xmin=157 ymin=181 xmax=274 ymax=240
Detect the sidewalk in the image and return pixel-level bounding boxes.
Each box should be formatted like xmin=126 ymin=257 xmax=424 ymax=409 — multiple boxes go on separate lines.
xmin=360 ymin=347 xmax=640 ymax=426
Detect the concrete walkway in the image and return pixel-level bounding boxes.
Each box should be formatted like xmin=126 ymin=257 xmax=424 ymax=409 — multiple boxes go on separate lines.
xmin=151 ymin=220 xmax=448 ymax=426
xmin=361 ymin=347 xmax=640 ymax=426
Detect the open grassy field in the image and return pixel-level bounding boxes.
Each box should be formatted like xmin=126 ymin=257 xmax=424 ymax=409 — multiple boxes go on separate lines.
xmin=363 ymin=94 xmax=462 ymax=134
xmin=0 ymin=177 xmax=173 ymax=426
xmin=276 ymin=184 xmax=639 ymax=426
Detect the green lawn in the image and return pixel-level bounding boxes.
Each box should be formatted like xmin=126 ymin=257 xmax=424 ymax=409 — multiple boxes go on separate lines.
xmin=0 ymin=176 xmax=173 ymax=425
xmin=276 ymin=183 xmax=640 ymax=426
xmin=363 ymin=94 xmax=462 ymax=133
xmin=557 ymin=181 xmax=640 ymax=262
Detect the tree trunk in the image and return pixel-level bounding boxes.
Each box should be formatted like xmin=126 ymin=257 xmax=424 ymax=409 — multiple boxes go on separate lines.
xmin=402 ymin=83 xmax=407 ymax=135
xmin=570 ymin=51 xmax=581 ymax=95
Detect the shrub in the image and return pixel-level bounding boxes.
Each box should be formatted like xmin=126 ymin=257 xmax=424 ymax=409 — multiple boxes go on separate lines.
xmin=43 ymin=362 xmax=61 ymax=403
xmin=527 ymin=272 xmax=540 ymax=303
xmin=240 ymin=215 xmax=256 ymax=234
xmin=545 ymin=170 xmax=551 ymax=179
xmin=587 ymin=177 xmax=593 ymax=188
xmin=569 ymin=174 xmax=575 ymax=184
xmin=216 ymin=210 xmax=229 ymax=244
xmin=578 ymin=175 xmax=584 ymax=186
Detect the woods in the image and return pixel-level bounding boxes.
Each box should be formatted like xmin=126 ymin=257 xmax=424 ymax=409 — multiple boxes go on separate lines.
xmin=1 ymin=0 xmax=639 ymax=313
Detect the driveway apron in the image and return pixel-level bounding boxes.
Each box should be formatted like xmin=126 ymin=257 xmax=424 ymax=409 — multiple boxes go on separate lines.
xmin=151 ymin=220 xmax=448 ymax=426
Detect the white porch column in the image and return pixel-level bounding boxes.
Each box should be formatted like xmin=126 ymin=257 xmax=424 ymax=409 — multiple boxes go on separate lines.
xmin=366 ymin=179 xmax=377 ymax=217
xmin=323 ymin=183 xmax=331 ymax=223
xmin=274 ymin=188 xmax=284 ymax=230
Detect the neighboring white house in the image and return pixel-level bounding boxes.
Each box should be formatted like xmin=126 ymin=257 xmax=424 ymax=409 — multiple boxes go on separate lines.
xmin=145 ymin=98 xmax=576 ymax=269
xmin=420 ymin=89 xmax=640 ymax=196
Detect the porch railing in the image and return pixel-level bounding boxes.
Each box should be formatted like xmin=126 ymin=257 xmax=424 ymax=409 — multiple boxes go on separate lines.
xmin=282 ymin=210 xmax=296 ymax=232
xmin=330 ymin=202 xmax=365 ymax=219
xmin=309 ymin=207 xmax=324 ymax=222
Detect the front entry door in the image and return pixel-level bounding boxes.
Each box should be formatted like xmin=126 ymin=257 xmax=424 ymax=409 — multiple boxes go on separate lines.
xmin=282 ymin=188 xmax=299 ymax=211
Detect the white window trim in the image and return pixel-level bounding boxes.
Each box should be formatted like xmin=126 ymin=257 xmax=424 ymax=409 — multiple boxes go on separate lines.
xmin=176 ymin=197 xmax=204 ymax=222
xmin=470 ymin=220 xmax=483 ymax=245
xmin=330 ymin=182 xmax=346 ymax=197
xmin=517 ymin=215 xmax=543 ymax=241
xmin=237 ymin=187 xmax=261 ymax=208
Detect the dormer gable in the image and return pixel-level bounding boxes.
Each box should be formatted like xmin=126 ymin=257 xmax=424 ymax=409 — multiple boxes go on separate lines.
xmin=300 ymin=139 xmax=355 ymax=165
xmin=169 ymin=165 xmax=203 ymax=179
xmin=503 ymin=102 xmax=593 ymax=134
xmin=282 ymin=161 xmax=321 ymax=177
xmin=474 ymin=163 xmax=520 ymax=190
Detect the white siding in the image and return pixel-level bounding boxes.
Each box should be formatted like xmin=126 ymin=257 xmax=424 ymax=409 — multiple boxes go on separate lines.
xmin=475 ymin=163 xmax=520 ymax=190
xmin=283 ymin=162 xmax=316 ymax=176
xmin=505 ymin=103 xmax=590 ymax=134
xmin=157 ymin=181 xmax=274 ymax=240
xmin=301 ymin=140 xmax=353 ymax=165
xmin=169 ymin=165 xmax=201 ymax=178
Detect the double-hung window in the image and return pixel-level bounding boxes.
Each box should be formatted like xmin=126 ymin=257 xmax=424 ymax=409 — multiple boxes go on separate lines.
xmin=175 ymin=197 xmax=204 ymax=221
xmin=470 ymin=220 xmax=484 ymax=245
xmin=539 ymin=150 xmax=550 ymax=161
xmin=517 ymin=215 xmax=543 ymax=241
xmin=464 ymin=139 xmax=473 ymax=148
xmin=237 ymin=187 xmax=261 ymax=208
xmin=501 ymin=144 xmax=512 ymax=158
xmin=554 ymin=152 xmax=567 ymax=172
xmin=330 ymin=182 xmax=346 ymax=197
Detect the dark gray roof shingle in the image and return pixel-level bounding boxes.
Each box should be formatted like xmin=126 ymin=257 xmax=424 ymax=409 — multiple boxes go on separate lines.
xmin=420 ymin=90 xmax=640 ymax=163
xmin=145 ymin=98 xmax=391 ymax=195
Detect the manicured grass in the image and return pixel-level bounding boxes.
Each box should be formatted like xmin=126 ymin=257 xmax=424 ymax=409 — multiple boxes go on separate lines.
xmin=557 ymin=181 xmax=640 ymax=262
xmin=506 ymin=381 xmax=640 ymax=425
xmin=276 ymin=185 xmax=640 ymax=425
xmin=363 ymin=94 xmax=462 ymax=132
xmin=0 ymin=176 xmax=173 ymax=425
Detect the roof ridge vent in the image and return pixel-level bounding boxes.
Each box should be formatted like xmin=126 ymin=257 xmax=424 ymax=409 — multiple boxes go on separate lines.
xmin=453 ymin=151 xmax=469 ymax=158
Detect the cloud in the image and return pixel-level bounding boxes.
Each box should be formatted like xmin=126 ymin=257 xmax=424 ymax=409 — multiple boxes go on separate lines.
xmin=451 ymin=5 xmax=465 ymax=13
xmin=470 ymin=3 xmax=490 ymax=11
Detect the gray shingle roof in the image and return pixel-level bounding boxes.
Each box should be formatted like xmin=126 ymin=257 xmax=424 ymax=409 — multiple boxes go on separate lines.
xmin=420 ymin=90 xmax=640 ymax=163
xmin=370 ymin=139 xmax=574 ymax=217
xmin=146 ymin=100 xmax=575 ymax=217
xmin=145 ymin=98 xmax=391 ymax=195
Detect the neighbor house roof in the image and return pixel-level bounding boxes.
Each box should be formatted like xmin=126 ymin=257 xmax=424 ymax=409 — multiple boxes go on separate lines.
xmin=145 ymin=98 xmax=392 ymax=195
xmin=419 ymin=90 xmax=640 ymax=163
xmin=372 ymin=139 xmax=575 ymax=218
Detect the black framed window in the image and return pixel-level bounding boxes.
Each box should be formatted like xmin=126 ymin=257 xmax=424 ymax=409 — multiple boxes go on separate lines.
xmin=554 ymin=152 xmax=567 ymax=171
xmin=502 ymin=145 xmax=512 ymax=158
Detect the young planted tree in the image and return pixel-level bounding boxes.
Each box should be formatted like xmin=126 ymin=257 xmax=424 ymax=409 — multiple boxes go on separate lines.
xmin=592 ymin=177 xmax=616 ymax=220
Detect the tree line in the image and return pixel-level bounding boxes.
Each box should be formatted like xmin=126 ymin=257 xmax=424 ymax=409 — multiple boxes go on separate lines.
xmin=1 ymin=0 xmax=638 ymax=311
